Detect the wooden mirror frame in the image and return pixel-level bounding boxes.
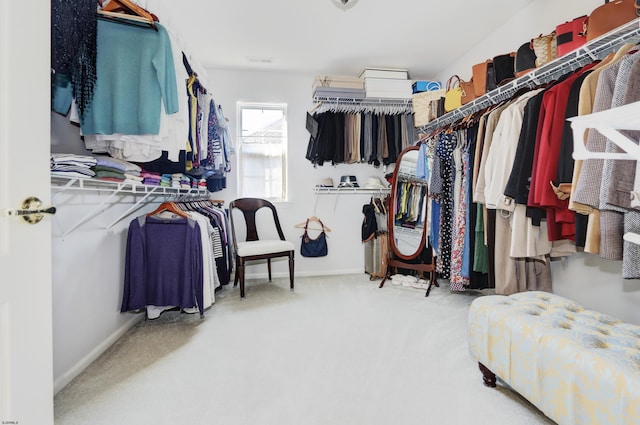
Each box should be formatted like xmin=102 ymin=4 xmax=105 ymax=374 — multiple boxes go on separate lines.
xmin=387 ymin=146 xmax=428 ymax=261
xmin=379 ymin=145 xmax=438 ymax=296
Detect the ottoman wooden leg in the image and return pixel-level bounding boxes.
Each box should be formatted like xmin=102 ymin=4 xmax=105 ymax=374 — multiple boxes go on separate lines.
xmin=478 ymin=363 xmax=497 ymax=388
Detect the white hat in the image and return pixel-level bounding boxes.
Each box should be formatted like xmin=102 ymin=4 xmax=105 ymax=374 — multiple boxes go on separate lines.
xmin=316 ymin=177 xmax=334 ymax=187
xmin=363 ymin=177 xmax=388 ymax=190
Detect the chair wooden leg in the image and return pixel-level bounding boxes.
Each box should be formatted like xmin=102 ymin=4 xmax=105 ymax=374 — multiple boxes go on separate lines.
xmin=238 ymin=260 xmax=246 ymax=298
xmin=267 ymin=259 xmax=272 ymax=281
xmin=289 ymin=253 xmax=294 ymax=291
xmin=233 ymin=257 xmax=239 ymax=287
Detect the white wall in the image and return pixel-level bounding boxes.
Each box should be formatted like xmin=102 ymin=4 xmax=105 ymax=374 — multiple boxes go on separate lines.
xmin=203 ymin=68 xmax=393 ymax=278
xmin=50 ymin=190 xmax=143 ymax=393
xmin=50 ymin=68 xmax=393 ymax=391
xmin=50 ymin=0 xmax=640 ymax=393
xmin=436 ymin=0 xmax=603 ymax=83
xmin=436 ymin=0 xmax=640 ymax=325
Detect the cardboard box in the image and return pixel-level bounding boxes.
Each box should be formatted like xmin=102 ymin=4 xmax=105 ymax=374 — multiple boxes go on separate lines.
xmin=313 ymin=75 xmax=364 ymax=90
xmin=313 ymin=86 xmax=366 ymax=99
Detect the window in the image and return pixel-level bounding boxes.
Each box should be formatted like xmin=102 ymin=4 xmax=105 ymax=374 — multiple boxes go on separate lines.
xmin=237 ymin=103 xmax=287 ymax=201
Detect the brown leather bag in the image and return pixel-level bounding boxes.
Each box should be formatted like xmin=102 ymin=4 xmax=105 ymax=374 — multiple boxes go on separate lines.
xmin=460 ymin=77 xmax=476 ymax=105
xmin=585 ymin=0 xmax=637 ymax=42
xmin=472 ymin=60 xmax=492 ymax=96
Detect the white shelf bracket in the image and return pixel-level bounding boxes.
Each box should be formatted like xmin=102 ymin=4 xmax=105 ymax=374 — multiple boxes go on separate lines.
xmin=61 ymin=190 xmax=122 ymax=237
xmin=570 ymin=100 xmax=640 ymax=245
xmin=105 ymin=188 xmax=163 ymax=230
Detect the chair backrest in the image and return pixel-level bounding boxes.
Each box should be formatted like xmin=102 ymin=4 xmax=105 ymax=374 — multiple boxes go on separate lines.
xmin=228 ymin=198 xmax=287 ymax=247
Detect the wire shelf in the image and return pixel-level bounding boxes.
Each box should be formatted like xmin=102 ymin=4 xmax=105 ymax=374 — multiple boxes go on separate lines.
xmin=312 ymin=96 xmax=413 ymax=114
xmin=51 ymin=175 xmax=210 ymax=197
xmin=314 ymin=187 xmax=391 ymax=195
xmin=420 ymin=18 xmax=640 ymax=133
xmin=51 ymin=174 xmax=210 ymax=236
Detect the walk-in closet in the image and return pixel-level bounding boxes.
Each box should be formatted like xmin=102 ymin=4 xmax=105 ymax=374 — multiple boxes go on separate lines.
xmin=2 ymin=1 xmax=640 ymax=424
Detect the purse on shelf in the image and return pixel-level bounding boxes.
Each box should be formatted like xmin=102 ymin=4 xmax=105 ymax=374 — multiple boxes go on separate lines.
xmin=472 ymin=59 xmax=492 ymax=96
xmin=556 ymin=15 xmax=588 ymax=56
xmin=412 ymin=88 xmax=446 ymax=126
xmin=515 ymin=41 xmax=537 ymax=77
xmin=492 ymin=52 xmax=516 ymax=86
xmin=531 ymin=32 xmax=558 ymax=67
xmin=584 ymin=0 xmax=637 ymax=42
xmin=444 ymin=75 xmax=463 ymax=112
xmin=300 ymin=219 xmax=328 ymax=257
xmin=460 ymin=77 xmax=476 ymax=105
xmin=430 ymin=96 xmax=446 ymax=120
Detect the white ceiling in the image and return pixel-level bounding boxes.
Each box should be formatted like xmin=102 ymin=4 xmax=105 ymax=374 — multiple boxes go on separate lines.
xmin=149 ymin=0 xmax=534 ymax=79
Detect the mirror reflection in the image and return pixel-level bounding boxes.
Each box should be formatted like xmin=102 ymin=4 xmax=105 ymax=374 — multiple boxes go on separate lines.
xmin=392 ymin=148 xmax=428 ymax=258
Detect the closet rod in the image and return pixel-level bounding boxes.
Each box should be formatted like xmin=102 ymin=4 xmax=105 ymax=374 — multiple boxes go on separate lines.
xmin=51 ymin=176 xmax=211 ymax=235
xmin=420 ymin=18 xmax=640 ymax=134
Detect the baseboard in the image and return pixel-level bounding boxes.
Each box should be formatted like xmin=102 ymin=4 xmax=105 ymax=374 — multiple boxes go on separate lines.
xmin=244 ymin=268 xmax=364 ymax=279
xmin=53 ymin=314 xmax=144 ymax=395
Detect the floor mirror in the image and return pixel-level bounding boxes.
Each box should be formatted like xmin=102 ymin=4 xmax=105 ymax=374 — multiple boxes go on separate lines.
xmin=379 ymin=145 xmax=438 ymax=296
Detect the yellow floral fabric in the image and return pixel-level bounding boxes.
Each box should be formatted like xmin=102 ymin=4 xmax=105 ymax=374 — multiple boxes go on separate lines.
xmin=468 ymin=291 xmax=640 ymax=425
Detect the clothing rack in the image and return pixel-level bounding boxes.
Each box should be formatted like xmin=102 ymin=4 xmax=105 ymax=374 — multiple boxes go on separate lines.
xmin=51 ymin=175 xmax=210 ymax=235
xmin=421 ymin=18 xmax=640 ymax=134
xmin=313 ymin=96 xmax=413 ymax=115
xmin=396 ymin=172 xmax=428 ymax=186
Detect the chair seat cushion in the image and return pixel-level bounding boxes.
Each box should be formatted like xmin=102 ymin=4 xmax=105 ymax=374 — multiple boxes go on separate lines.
xmin=237 ymin=240 xmax=295 ymax=257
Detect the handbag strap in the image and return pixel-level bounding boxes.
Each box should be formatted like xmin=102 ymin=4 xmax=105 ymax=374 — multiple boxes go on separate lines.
xmin=447 ymin=75 xmax=461 ymax=90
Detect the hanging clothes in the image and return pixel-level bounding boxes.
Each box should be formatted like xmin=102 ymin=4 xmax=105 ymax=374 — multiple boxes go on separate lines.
xmin=305 ymin=111 xmax=416 ymax=167
xmin=121 ymin=214 xmax=204 ymax=318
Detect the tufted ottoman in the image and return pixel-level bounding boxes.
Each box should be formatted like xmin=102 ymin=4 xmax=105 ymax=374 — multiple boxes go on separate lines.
xmin=468 ymin=291 xmax=640 ymax=425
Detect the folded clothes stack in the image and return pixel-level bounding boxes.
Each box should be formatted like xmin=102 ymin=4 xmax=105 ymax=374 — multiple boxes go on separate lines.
xmin=141 ymin=170 xmax=161 ymax=186
xmin=50 ymin=153 xmax=97 ymax=178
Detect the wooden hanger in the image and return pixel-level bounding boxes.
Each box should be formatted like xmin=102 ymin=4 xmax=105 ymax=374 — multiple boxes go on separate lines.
xmin=294 ymin=216 xmax=332 ymax=232
xmin=98 ymin=0 xmax=158 ymax=30
xmin=147 ymin=202 xmax=189 ymax=219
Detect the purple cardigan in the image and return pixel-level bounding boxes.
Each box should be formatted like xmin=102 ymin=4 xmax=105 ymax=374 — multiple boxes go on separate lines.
xmin=121 ymin=215 xmax=204 ymax=316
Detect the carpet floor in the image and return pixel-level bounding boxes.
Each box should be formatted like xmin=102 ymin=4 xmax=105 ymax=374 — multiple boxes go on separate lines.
xmin=54 ymin=274 xmax=556 ymax=425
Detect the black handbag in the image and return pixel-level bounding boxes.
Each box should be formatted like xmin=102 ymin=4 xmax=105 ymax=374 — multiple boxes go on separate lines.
xmin=300 ymin=219 xmax=328 ymax=257
xmin=492 ymin=52 xmax=516 ymax=86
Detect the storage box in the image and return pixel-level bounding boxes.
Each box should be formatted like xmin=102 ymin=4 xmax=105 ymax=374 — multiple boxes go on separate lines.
xmin=412 ymin=80 xmax=442 ymax=93
xmin=365 ymin=90 xmax=412 ymax=99
xmin=313 ymin=86 xmax=366 ymax=99
xmin=359 ymin=67 xmax=409 ymax=80
xmin=364 ymin=78 xmax=413 ymax=99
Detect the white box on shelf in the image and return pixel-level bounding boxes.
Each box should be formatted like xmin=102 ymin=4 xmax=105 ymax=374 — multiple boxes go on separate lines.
xmin=364 ymin=78 xmax=412 ymax=99
xmin=359 ymin=67 xmax=409 ymax=80
xmin=365 ymin=90 xmax=412 ymax=99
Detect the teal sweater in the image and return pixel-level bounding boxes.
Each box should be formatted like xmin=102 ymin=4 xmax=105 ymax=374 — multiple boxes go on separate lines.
xmin=80 ymin=20 xmax=179 ymax=135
